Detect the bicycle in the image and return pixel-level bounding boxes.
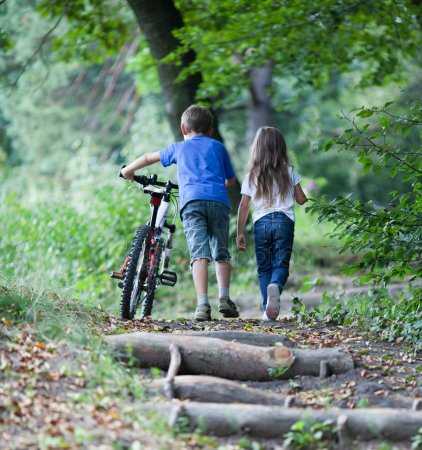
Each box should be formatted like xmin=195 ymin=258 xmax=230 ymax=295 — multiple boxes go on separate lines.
xmin=111 ymin=168 xmax=179 ymax=320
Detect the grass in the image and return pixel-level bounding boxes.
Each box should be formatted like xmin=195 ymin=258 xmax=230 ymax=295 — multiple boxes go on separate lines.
xmin=0 ymin=284 xmax=192 ymax=449
xmin=291 ymin=287 xmax=422 ymax=352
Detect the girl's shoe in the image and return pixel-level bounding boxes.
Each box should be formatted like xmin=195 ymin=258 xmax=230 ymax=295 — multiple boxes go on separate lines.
xmin=266 ymin=283 xmax=280 ymax=320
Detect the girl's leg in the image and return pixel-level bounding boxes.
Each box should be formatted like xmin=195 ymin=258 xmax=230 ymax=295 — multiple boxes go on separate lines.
xmin=270 ymin=214 xmax=294 ymax=291
xmin=254 ymin=219 xmax=272 ymax=310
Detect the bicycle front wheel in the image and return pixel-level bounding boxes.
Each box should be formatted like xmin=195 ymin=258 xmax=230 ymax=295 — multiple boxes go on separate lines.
xmin=140 ymin=239 xmax=163 ymax=319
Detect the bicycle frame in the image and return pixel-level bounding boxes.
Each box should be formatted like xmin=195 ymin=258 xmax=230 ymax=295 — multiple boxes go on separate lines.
xmin=149 ymin=193 xmax=170 ymax=231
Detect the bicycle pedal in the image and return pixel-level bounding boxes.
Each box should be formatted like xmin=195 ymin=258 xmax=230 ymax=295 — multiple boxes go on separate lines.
xmin=160 ymin=270 xmax=177 ymax=286
xmin=110 ymin=271 xmax=124 ymax=280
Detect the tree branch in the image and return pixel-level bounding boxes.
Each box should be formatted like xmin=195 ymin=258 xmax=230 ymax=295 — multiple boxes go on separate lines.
xmin=10 ymin=13 xmax=64 ymax=89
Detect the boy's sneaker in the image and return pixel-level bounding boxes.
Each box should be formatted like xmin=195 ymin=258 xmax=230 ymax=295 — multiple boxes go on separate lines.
xmin=219 ymin=297 xmax=239 ymax=318
xmin=265 ymin=283 xmax=280 ymax=320
xmin=194 ymin=304 xmax=211 ymax=321
xmin=262 ymin=311 xmax=270 ymax=321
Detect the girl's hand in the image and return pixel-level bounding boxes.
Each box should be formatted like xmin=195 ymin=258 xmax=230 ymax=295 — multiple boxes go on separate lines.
xmin=236 ymin=234 xmax=247 ymax=251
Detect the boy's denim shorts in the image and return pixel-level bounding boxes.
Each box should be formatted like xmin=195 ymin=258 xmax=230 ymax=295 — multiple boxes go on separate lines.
xmin=181 ymin=200 xmax=231 ymax=264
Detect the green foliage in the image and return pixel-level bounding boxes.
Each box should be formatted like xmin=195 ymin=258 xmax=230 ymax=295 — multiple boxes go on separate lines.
xmin=292 ymin=288 xmax=422 ymax=350
xmin=174 ymin=0 xmax=421 ymax=102
xmin=412 ymin=427 xmax=422 ymax=450
xmin=283 ymin=419 xmax=336 ymax=450
xmin=36 ymin=0 xmax=134 ymax=62
xmin=267 ymin=365 xmax=289 ymax=379
xmin=309 ymin=100 xmax=422 ymax=285
xmin=0 ymin=284 xmax=106 ymax=343
xmin=237 ymin=438 xmax=264 ymax=450
xmin=0 ymin=163 xmax=156 ymax=308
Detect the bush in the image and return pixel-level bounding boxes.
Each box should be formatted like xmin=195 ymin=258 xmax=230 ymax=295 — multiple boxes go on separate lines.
xmin=0 ymin=162 xmax=190 ymax=310
xmin=309 ymin=100 xmax=422 ymax=285
xmin=292 ymin=287 xmax=422 ymax=351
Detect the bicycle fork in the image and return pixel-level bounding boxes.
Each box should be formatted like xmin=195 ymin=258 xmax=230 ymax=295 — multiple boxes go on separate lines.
xmin=151 ymin=194 xmax=177 ymax=287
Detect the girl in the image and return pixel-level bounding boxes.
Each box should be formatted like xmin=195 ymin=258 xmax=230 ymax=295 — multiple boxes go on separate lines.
xmin=236 ymin=127 xmax=307 ymax=320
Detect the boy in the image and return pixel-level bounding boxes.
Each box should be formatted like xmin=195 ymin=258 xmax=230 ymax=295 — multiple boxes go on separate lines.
xmin=121 ymin=105 xmax=239 ymax=321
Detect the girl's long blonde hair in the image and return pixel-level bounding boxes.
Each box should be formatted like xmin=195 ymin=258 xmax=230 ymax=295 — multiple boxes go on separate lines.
xmin=248 ymin=126 xmax=291 ymax=205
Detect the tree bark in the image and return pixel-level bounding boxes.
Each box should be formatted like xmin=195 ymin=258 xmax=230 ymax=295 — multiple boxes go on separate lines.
xmin=246 ymin=62 xmax=277 ymax=145
xmin=176 ymin=330 xmax=293 ymax=347
xmin=105 ymin=332 xmax=353 ymax=380
xmin=106 ymin=332 xmax=294 ymax=381
xmin=125 ymin=0 xmax=241 ymax=208
xmin=126 ymin=0 xmax=201 ymax=139
xmin=151 ymin=375 xmax=288 ymax=405
xmin=162 ymin=401 xmax=422 ymax=441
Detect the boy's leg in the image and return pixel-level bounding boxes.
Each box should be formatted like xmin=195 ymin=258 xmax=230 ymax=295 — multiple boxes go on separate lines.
xmin=192 ymin=258 xmax=209 ymax=298
xmin=215 ymin=260 xmax=238 ymax=317
xmin=215 ymin=260 xmax=231 ymax=297
xmin=208 ymin=202 xmax=239 ymax=318
xmin=181 ymin=202 xmax=212 ymax=321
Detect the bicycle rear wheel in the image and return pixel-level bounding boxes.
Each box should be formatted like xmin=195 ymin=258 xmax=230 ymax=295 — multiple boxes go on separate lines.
xmin=120 ymin=224 xmax=151 ymax=320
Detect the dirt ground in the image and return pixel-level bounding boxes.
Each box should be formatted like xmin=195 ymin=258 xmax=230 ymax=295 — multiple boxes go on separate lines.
xmin=1 ymin=304 xmax=421 ymax=449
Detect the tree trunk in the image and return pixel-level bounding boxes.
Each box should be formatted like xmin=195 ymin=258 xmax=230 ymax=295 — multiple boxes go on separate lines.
xmin=126 ymin=0 xmax=241 ymax=207
xmin=163 ymin=401 xmax=422 ymax=441
xmin=246 ymin=62 xmax=277 ymax=145
xmin=151 ymin=375 xmax=288 ymax=405
xmin=176 ymin=330 xmax=293 ymax=347
xmin=105 ymin=332 xmax=353 ymax=380
xmin=126 ymin=0 xmax=202 ymax=139
xmin=106 ymin=332 xmax=293 ymax=381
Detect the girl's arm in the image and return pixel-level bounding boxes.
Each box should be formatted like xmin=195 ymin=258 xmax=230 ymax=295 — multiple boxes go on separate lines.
xmin=225 ymin=176 xmax=237 ymax=188
xmin=236 ymin=195 xmax=251 ymax=251
xmin=294 ymin=183 xmax=308 ymax=205
xmin=121 ymin=152 xmax=161 ymax=180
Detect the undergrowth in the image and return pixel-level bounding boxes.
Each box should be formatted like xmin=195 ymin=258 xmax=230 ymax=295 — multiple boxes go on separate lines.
xmin=292 ymin=287 xmax=422 ymax=351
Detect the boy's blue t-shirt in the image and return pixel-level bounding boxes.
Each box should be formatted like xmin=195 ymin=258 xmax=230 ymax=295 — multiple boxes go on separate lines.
xmin=159 ymin=135 xmax=235 ymax=211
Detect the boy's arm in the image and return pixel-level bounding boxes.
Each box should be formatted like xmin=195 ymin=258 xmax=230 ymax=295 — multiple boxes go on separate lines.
xmin=121 ymin=152 xmax=161 ymax=180
xmin=236 ymin=195 xmax=251 ymax=251
xmin=294 ymin=183 xmax=308 ymax=205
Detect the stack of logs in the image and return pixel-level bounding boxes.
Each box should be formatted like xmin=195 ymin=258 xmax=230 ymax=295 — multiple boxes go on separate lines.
xmin=106 ymin=331 xmax=422 ymax=445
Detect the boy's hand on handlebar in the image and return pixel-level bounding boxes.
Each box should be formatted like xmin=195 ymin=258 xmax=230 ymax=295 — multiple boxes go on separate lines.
xmin=121 ymin=166 xmax=135 ymax=181
xmin=236 ymin=233 xmax=247 ymax=251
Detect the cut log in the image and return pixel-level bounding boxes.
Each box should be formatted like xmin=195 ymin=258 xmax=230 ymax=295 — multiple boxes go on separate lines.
xmin=163 ymin=401 xmax=422 ymax=441
xmin=151 ymin=375 xmax=286 ymax=405
xmin=291 ymin=347 xmax=353 ymax=377
xmin=106 ymin=332 xmax=294 ymax=381
xmin=177 ymin=330 xmax=293 ymax=347
xmin=106 ymin=332 xmax=353 ymax=380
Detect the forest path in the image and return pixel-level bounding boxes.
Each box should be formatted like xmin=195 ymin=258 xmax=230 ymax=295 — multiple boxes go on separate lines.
xmin=235 ymin=280 xmax=417 ymax=319
xmin=104 ymin=314 xmax=421 ymax=411
xmin=102 ymin=313 xmax=421 ymax=448
xmin=2 ymin=305 xmax=420 ymax=450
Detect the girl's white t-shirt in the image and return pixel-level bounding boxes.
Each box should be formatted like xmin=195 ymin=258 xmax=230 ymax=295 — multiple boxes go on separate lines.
xmin=241 ymin=167 xmax=301 ymax=223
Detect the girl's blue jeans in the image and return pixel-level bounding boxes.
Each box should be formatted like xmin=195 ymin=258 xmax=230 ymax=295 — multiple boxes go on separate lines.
xmin=253 ymin=212 xmax=294 ymax=310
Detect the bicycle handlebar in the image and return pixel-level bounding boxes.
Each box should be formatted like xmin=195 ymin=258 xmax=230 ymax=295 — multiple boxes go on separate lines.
xmin=119 ymin=166 xmax=178 ymax=190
